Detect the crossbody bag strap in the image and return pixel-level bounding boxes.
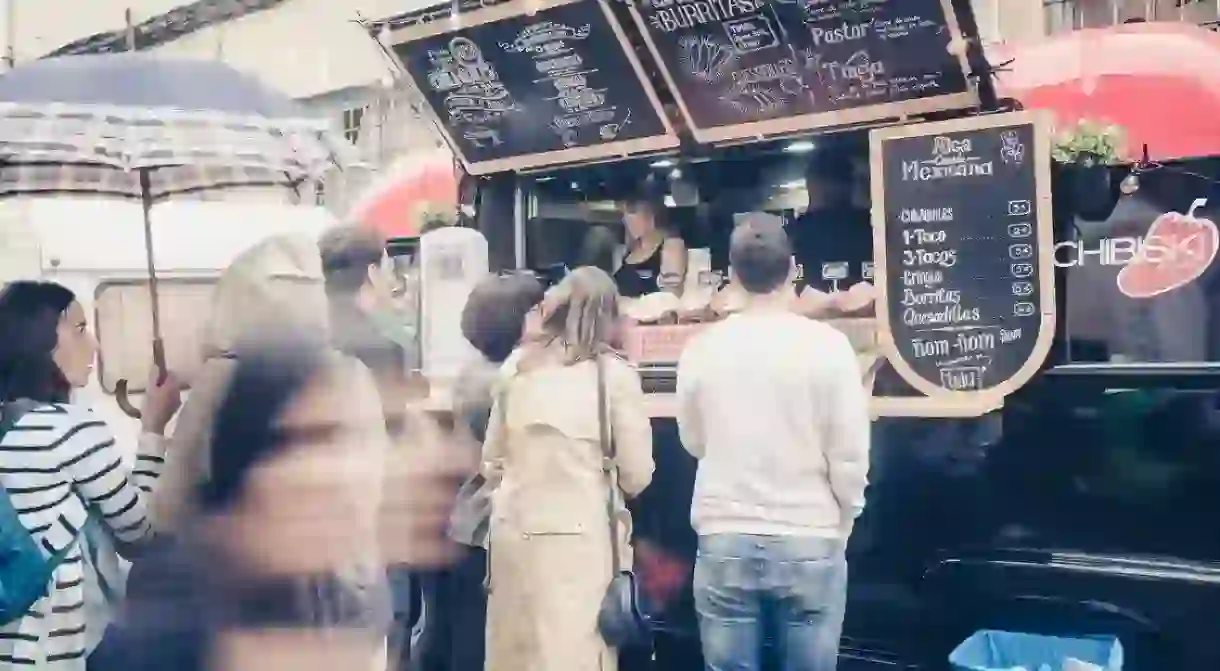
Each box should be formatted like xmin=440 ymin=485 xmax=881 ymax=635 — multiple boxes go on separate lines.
xmin=1 ymin=400 xmax=90 ymax=569
xmin=483 ymin=377 xmax=510 ymax=593
xmin=595 ymin=355 xmax=622 ymax=575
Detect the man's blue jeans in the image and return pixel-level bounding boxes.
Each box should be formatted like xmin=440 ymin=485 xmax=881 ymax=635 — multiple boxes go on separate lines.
xmin=693 ymin=534 xmax=847 ymax=671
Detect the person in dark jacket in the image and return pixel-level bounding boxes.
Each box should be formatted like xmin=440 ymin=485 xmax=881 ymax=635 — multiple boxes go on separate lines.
xmin=426 ymin=271 xmax=545 ymax=671
xmin=320 ymin=226 xmax=417 ymax=670
xmin=319 ymin=226 xmax=411 ymax=436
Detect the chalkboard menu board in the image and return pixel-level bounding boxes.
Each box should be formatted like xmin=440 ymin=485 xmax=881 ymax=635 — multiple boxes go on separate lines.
xmin=628 ymin=0 xmax=977 ymax=143
xmin=390 ymin=0 xmax=677 ymax=174
xmin=869 ymin=111 xmax=1055 ymax=405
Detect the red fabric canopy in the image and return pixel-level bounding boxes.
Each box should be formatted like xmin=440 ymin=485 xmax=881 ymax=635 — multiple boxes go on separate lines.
xmin=348 ymin=152 xmax=459 ymax=239
xmin=988 ymin=22 xmax=1220 ymax=161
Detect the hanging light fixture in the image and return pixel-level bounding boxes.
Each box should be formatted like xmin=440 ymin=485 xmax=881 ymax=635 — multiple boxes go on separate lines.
xmin=1119 ymin=171 xmax=1140 ymax=195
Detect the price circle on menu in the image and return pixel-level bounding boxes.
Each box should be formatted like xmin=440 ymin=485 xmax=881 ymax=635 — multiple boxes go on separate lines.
xmin=868 ymin=110 xmax=1056 ymax=401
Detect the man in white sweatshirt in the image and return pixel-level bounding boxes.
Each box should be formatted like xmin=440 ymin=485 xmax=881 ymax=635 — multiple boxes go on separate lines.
xmin=676 ymin=212 xmax=870 ymax=671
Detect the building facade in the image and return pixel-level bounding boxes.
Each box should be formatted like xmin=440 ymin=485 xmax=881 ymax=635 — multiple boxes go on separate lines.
xmin=972 ymin=0 xmax=1220 ymax=45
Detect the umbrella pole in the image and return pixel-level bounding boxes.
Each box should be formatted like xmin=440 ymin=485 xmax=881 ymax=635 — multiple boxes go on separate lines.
xmin=114 ymin=169 xmax=164 ymax=420
xmin=139 ymin=168 xmax=167 ymax=385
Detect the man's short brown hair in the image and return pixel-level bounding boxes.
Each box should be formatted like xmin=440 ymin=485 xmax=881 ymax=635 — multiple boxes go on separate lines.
xmin=729 ymin=212 xmax=792 ymax=294
xmin=319 ymin=226 xmax=385 ymax=296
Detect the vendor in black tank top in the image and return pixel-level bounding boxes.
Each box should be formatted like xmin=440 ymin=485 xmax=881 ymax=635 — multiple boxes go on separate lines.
xmin=613 ymin=195 xmax=688 ymax=298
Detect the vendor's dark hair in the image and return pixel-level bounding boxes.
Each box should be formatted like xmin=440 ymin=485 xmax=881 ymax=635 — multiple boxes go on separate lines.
xmin=730 ymin=212 xmax=792 ymax=294
xmin=319 ymin=226 xmax=385 ymax=297
xmin=461 ymin=273 xmax=546 ymax=363
xmin=0 ymin=281 xmax=76 ymax=403
xmin=805 ymin=153 xmax=853 ymax=187
xmin=198 ymin=336 xmax=329 ymax=513
xmin=620 ymin=174 xmax=679 ymax=233
xmin=580 ymin=225 xmax=620 ymax=273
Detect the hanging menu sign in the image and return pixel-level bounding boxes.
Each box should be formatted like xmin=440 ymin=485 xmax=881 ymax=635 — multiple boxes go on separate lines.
xmin=869 ymin=111 xmax=1055 ymax=407
xmin=627 ymin=0 xmax=977 ymax=143
xmin=389 ymin=0 xmax=677 ymax=174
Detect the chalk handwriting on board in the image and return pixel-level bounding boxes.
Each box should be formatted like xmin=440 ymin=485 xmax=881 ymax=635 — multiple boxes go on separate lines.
xmin=723 ymin=56 xmax=805 ymax=114
xmin=679 ymin=35 xmax=737 ymax=81
xmin=724 ymin=14 xmax=781 ymax=53
xmin=499 ymin=22 xmax=591 ymax=54
xmin=1000 ymin=130 xmax=1025 ymax=165
xmin=901 ymin=135 xmax=996 ymax=181
xmin=426 ymin=37 xmax=519 ymax=147
xmin=398 ymin=0 xmax=675 ymax=167
xmin=647 ymin=0 xmax=767 ymax=32
xmin=502 ymin=20 xmax=624 ymax=147
xmin=633 ymin=0 xmax=971 ymax=136
xmin=873 ymin=112 xmax=1055 ymax=406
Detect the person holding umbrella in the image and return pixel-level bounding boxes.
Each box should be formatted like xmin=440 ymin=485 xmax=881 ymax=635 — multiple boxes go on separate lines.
xmin=0 ymin=280 xmax=184 ymax=671
xmin=0 ymin=52 xmax=358 ymax=414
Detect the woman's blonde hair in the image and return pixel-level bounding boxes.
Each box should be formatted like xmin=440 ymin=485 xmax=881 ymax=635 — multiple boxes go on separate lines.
xmin=540 ymin=266 xmax=621 ymax=363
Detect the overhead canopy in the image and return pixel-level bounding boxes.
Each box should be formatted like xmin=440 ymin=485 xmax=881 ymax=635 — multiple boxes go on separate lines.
xmin=989 ymin=21 xmax=1220 ymax=162
xmin=348 ymin=150 xmax=459 ymax=239
xmin=387 ymin=0 xmax=679 ymax=175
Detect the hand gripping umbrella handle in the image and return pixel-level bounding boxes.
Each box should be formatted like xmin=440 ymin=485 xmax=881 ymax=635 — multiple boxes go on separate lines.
xmin=117 ymin=170 xmax=165 ymax=419
xmin=115 ymin=338 xmax=166 ymax=419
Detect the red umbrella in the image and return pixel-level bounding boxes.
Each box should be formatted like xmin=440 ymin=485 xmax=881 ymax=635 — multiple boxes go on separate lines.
xmin=348 ymin=150 xmax=459 ymax=239
xmin=988 ymin=21 xmax=1220 ymax=162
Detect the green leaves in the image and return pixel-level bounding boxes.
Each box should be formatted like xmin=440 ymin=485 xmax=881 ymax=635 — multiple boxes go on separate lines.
xmin=1051 ymin=118 xmax=1127 ymax=165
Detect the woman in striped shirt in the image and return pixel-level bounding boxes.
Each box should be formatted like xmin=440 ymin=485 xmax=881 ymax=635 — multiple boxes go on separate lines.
xmin=0 ymin=281 xmax=183 ymax=669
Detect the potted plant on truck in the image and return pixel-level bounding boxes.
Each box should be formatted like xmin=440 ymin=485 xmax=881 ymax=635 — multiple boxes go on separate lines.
xmin=1051 ymin=119 xmax=1127 ymax=221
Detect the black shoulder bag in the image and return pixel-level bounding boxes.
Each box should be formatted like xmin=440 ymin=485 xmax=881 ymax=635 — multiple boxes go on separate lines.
xmin=594 ymin=356 xmax=652 ymax=648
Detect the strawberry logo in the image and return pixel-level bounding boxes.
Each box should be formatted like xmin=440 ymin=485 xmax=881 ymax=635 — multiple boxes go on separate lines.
xmin=1116 ymin=211 xmax=1219 ymax=299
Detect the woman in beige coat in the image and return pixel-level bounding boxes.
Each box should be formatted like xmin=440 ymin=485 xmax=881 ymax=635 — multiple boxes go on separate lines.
xmin=483 ymin=266 xmax=654 ymax=671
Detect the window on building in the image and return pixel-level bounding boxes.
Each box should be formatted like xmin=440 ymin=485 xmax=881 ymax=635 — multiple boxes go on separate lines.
xmin=1044 ymin=0 xmax=1079 ymax=34
xmin=342 ymin=106 xmax=366 ymax=145
xmin=1047 ymin=0 xmax=1220 ymax=31
xmin=1168 ymin=0 xmax=1220 ymax=22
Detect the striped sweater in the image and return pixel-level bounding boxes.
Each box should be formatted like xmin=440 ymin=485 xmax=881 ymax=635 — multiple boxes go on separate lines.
xmin=0 ymin=403 xmax=164 ymax=669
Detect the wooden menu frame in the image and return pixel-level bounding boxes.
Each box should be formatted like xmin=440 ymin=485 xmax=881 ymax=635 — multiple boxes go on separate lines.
xmin=387 ymin=0 xmax=679 ymax=175
xmin=868 ymin=110 xmax=1056 ymax=414
xmin=623 ymin=0 xmax=979 ymax=144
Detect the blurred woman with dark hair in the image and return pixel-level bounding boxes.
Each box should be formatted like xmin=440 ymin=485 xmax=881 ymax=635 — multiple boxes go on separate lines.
xmin=138 ymin=234 xmax=402 ymax=668
xmin=91 ymin=333 xmax=465 ymax=671
xmin=89 ymin=338 xmax=364 ymax=670
xmin=0 ymin=281 xmax=183 ymax=670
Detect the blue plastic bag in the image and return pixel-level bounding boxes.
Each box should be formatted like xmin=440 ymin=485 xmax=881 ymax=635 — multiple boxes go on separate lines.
xmin=949 ymin=630 xmax=1124 ymax=671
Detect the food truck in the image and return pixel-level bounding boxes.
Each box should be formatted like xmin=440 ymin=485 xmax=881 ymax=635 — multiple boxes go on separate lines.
xmin=379 ymin=0 xmax=1220 ymax=668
